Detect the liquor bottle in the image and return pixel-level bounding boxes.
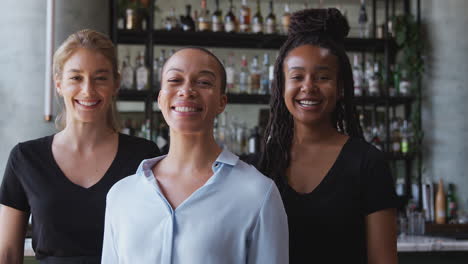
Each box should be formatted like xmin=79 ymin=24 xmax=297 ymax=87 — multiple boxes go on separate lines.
xmin=358 ymin=0 xmax=369 ymax=38
xmin=252 ymin=0 xmax=263 ymax=34
xmin=260 ymin=53 xmax=270 ymax=94
xmin=352 ymin=55 xmax=363 ymax=96
xmin=212 ymin=0 xmax=224 ymax=32
xmin=368 ymin=62 xmax=381 ymax=96
xmin=390 ymin=118 xmax=401 ymax=154
xmin=239 ymin=55 xmax=249 ymax=94
xmin=399 ymin=69 xmax=412 ymax=96
xmin=198 ymin=0 xmax=212 ymax=32
xmin=265 ymin=1 xmax=277 ymax=34
xmin=446 ymin=184 xmax=458 ymax=223
xmin=121 ymin=54 xmax=134 ymax=90
xmin=135 ymin=51 xmax=149 ymax=91
xmin=250 ymin=56 xmax=261 ymax=94
xmin=435 ymin=179 xmax=447 ymax=224
xmin=281 ymin=3 xmax=291 ymax=35
xmin=224 ymin=0 xmax=237 ymax=33
xmin=226 ymin=53 xmax=237 ymax=93
xmin=152 ymin=56 xmax=160 ymax=86
xmin=239 ymin=0 xmax=251 ymax=33
xmin=370 ymin=125 xmax=383 ymax=151
xmin=181 ymin=5 xmax=196 ymax=31
xmin=400 ymin=120 xmax=410 ymax=155
xmin=248 ymin=126 xmax=261 ymax=154
xmin=157 ymin=49 xmax=166 ymax=82
xmin=163 ymin=7 xmax=180 ymax=31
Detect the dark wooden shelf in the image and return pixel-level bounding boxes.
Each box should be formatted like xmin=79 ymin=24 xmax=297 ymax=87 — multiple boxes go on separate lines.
xmin=118 ymin=90 xmax=155 ymax=101
xmin=116 ymin=29 xmax=396 ymax=53
xmin=355 ymin=95 xmax=415 ymax=106
xmin=385 ymin=152 xmax=415 ymax=161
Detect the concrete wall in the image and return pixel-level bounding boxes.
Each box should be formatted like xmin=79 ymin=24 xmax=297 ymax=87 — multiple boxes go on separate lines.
xmin=421 ymin=0 xmax=468 ymax=211
xmin=0 ymin=0 xmax=109 ymax=178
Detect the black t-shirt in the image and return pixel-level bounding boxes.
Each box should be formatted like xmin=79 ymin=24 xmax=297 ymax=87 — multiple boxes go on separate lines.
xmin=0 ymin=133 xmax=160 ymax=260
xmin=250 ymin=137 xmax=397 ymax=264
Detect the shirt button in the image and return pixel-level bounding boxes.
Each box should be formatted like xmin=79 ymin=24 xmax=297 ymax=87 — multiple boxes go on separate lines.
xmin=214 ymin=163 xmax=219 ymax=167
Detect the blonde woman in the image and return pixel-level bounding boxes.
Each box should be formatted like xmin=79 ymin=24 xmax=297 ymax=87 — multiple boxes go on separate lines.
xmin=0 ymin=29 xmax=159 ymax=264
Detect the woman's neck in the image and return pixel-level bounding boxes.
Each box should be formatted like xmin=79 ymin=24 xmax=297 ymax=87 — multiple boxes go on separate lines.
xmin=165 ymin=129 xmax=222 ymax=171
xmin=293 ymin=119 xmax=341 ymax=145
xmin=56 ymin=120 xmax=116 ymax=152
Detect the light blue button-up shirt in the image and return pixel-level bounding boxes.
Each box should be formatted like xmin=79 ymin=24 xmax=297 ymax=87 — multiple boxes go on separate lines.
xmin=101 ymin=149 xmax=288 ymax=264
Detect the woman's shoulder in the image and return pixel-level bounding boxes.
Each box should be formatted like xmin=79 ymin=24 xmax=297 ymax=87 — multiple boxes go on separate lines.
xmin=118 ymin=133 xmax=160 ymax=154
xmin=14 ymin=135 xmax=54 ymax=155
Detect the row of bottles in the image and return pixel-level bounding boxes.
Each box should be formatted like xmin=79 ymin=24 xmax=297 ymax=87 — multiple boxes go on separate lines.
xmin=226 ymin=52 xmax=274 ymax=95
xmin=352 ymin=54 xmax=413 ymax=97
xmin=119 ymin=49 xmax=275 ymax=95
xmin=214 ymin=112 xmax=262 ymax=156
xmin=360 ymin=114 xmax=415 ymax=155
xmin=118 ymin=0 xmax=398 ymax=39
xmin=435 ymin=179 xmax=459 ymax=224
xmin=120 ymin=118 xmax=170 ymax=152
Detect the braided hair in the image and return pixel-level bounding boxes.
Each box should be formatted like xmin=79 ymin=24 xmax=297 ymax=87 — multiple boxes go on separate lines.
xmin=258 ymin=8 xmax=363 ymax=189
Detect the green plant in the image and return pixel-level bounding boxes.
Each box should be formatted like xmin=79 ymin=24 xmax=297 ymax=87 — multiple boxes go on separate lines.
xmin=393 ymin=15 xmax=424 ymax=77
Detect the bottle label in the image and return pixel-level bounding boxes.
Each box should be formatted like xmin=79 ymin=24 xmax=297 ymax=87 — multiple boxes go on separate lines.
xmin=225 ymin=22 xmax=236 ymax=32
xmin=239 ymin=23 xmax=250 ymax=32
xmin=265 ymin=22 xmax=276 ymax=34
xmin=437 ymin=210 xmax=446 ymax=218
xmin=250 ymin=73 xmax=261 ymax=91
xmin=136 ymin=68 xmax=148 ymax=90
xmin=252 ymin=23 xmax=263 ymax=33
xmin=392 ymin=141 xmax=401 ymax=152
xmin=199 ymin=22 xmax=211 ymax=31
xmin=121 ymin=68 xmax=134 ymax=90
xmin=399 ymin=81 xmax=411 ymax=96
xmin=401 ymin=140 xmax=409 ymax=153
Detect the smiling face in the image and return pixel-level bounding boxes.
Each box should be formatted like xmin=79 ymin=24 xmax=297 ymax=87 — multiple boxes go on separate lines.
xmin=283 ymin=44 xmax=340 ymax=127
xmin=55 ymin=48 xmax=119 ymax=127
xmin=158 ymin=48 xmax=227 ymax=134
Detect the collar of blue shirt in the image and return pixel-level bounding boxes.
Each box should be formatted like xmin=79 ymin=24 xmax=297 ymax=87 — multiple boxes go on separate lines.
xmin=136 ymin=148 xmax=240 ymax=175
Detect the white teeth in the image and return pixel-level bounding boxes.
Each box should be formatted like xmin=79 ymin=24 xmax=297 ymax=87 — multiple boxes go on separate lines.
xmin=174 ymin=106 xmax=199 ymax=112
xmin=77 ymin=100 xmax=99 ymax=106
xmin=299 ymin=100 xmax=320 ymax=106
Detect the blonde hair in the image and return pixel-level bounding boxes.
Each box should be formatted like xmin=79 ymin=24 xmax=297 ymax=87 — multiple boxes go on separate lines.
xmin=53 ymin=29 xmax=120 ymax=132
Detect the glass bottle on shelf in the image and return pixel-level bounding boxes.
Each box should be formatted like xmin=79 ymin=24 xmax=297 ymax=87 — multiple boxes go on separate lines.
xmin=352 ymin=54 xmax=363 ymax=97
xmin=239 ymin=0 xmax=251 ymax=33
xmin=250 ymin=56 xmax=261 ymax=94
xmin=121 ymin=54 xmax=134 ymax=90
xmin=400 ymin=119 xmax=410 ymax=155
xmin=399 ymin=69 xmax=412 ymax=97
xmin=252 ymin=0 xmax=263 ymax=34
xmin=239 ymin=55 xmax=249 ymax=94
xmin=281 ymin=3 xmax=291 ymax=35
xmin=181 ymin=5 xmax=196 ymax=31
xmin=152 ymin=56 xmax=160 ymax=87
xmin=126 ymin=8 xmax=137 ymax=30
xmin=391 ymin=117 xmax=401 ymax=154
xmin=198 ymin=0 xmax=212 ymax=32
xmin=136 ymin=51 xmax=149 ymax=91
xmin=447 ymin=183 xmax=458 ymax=223
xmin=368 ymin=62 xmax=381 ymax=97
xmin=212 ymin=0 xmax=224 ymax=32
xmin=358 ymin=0 xmax=369 ymax=38
xmin=163 ymin=7 xmax=180 ymax=31
xmin=226 ymin=53 xmax=237 ymax=93
xmin=248 ymin=126 xmax=261 ymax=154
xmin=260 ymin=53 xmax=270 ymax=95
xmin=370 ymin=125 xmax=383 ymax=151
xmin=265 ymin=1 xmax=277 ymax=34
xmin=158 ymin=49 xmax=167 ymax=83
xmin=224 ymin=0 xmax=237 ymax=33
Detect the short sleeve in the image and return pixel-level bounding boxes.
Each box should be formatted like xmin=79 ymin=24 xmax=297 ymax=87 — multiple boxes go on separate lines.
xmin=0 ymin=144 xmax=30 ymax=212
xmin=362 ymin=147 xmax=398 ymax=215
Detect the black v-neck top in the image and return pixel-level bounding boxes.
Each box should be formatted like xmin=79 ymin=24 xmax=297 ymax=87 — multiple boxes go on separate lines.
xmin=245 ymin=137 xmax=397 ymax=264
xmin=282 ymin=137 xmax=397 ymax=264
xmin=0 ymin=133 xmax=160 ymax=259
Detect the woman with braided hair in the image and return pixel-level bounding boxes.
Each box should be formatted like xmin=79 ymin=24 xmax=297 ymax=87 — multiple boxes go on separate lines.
xmin=257 ymin=8 xmax=398 ymax=264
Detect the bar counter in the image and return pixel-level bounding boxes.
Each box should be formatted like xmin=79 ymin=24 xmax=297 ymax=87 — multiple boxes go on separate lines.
xmin=24 ymin=236 xmax=468 ymax=256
